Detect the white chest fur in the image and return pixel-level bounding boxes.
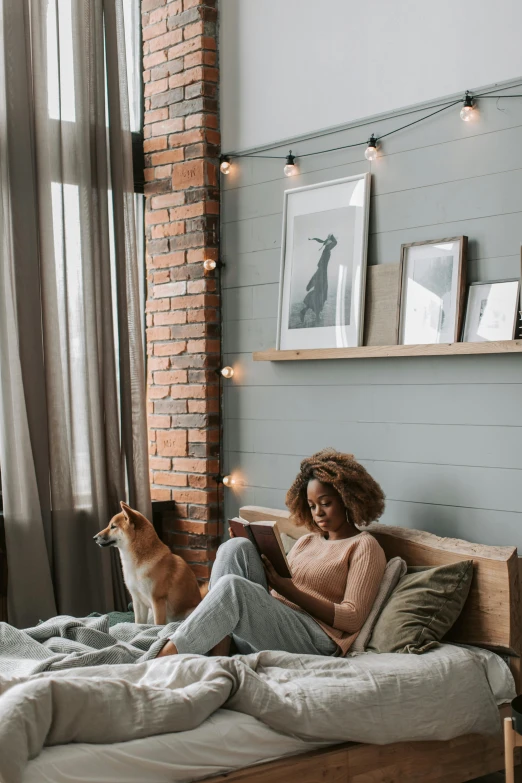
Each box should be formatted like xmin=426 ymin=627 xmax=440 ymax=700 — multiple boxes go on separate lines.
xmin=118 ymin=549 xmax=152 ymax=600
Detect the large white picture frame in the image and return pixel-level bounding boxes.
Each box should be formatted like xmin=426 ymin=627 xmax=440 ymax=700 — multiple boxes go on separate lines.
xmin=276 ymin=174 xmax=371 ymax=351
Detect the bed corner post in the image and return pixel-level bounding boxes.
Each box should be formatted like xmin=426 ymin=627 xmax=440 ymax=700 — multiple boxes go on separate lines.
xmin=508 ymin=557 xmax=522 ymax=694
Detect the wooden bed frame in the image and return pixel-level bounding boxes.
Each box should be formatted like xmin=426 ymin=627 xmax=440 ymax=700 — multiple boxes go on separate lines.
xmin=206 ymin=505 xmax=522 ymax=783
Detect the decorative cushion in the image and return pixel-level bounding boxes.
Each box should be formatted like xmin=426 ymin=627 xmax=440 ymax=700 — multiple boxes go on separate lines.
xmin=367 ymin=560 xmax=474 ymax=654
xmin=351 ymin=556 xmax=407 ymax=652
xmin=280 ymin=532 xmax=299 ymax=555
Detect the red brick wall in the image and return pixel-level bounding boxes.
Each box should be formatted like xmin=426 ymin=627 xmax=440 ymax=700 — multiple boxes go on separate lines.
xmin=142 ymin=0 xmax=221 ymax=581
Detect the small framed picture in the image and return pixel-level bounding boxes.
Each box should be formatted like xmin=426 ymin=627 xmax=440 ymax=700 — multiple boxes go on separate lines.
xmin=461 ymin=280 xmax=520 ymax=342
xmin=399 ymin=237 xmax=467 ymax=345
xmin=276 ymin=174 xmax=371 ymax=350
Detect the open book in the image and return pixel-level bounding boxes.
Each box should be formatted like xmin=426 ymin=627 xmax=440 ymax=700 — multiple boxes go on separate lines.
xmin=229 ymin=518 xmax=292 ymax=578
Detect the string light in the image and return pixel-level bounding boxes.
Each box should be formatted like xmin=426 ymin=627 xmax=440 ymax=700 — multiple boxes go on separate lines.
xmin=460 ymin=91 xmax=476 ymax=122
xmin=364 ymin=134 xmax=378 ymax=161
xmin=203 ymin=258 xmax=225 ymax=272
xmin=214 ymin=473 xmax=237 ymax=488
xmin=283 ymin=151 xmax=297 ymax=177
xmin=220 ymin=155 xmax=231 ymax=174
xmin=218 ymin=84 xmax=522 ymax=172
xmin=211 ymin=82 xmax=520 ymax=523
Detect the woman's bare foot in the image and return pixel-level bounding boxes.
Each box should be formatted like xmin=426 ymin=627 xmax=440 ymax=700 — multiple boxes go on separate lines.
xmin=156 ymin=640 xmax=178 ymax=657
xmin=210 ymin=636 xmax=231 ymax=656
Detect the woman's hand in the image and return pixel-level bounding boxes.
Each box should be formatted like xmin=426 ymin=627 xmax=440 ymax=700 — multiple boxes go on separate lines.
xmin=262 ymin=555 xmax=295 ymax=599
xmin=263 ymin=556 xmax=335 ymax=626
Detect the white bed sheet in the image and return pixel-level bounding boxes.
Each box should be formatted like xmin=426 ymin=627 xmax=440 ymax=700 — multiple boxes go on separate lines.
xmin=22 ymin=709 xmax=323 ymax=783
xmin=22 ymin=645 xmax=515 ymax=783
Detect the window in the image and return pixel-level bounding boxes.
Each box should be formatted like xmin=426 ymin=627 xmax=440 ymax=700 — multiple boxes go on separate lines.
xmin=46 ymin=1 xmax=145 ymax=503
xmin=0 ymin=1 xmax=144 ymax=511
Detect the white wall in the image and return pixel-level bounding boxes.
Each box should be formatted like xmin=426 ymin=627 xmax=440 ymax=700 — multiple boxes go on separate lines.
xmin=220 ymin=0 xmax=522 ymax=151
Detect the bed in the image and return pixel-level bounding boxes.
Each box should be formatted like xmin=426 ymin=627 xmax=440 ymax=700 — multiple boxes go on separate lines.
xmin=21 ymin=644 xmax=515 ymax=783
xmin=9 ymin=504 xmax=522 ymax=783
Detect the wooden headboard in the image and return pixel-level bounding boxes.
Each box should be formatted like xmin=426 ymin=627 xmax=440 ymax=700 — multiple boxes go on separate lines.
xmin=240 ymin=505 xmax=522 ymax=657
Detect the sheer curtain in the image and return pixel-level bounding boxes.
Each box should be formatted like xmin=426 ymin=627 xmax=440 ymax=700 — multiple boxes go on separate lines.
xmin=0 ymin=0 xmax=150 ymax=627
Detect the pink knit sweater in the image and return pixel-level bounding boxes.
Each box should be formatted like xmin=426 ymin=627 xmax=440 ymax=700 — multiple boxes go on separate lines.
xmin=272 ymin=532 xmax=386 ymax=656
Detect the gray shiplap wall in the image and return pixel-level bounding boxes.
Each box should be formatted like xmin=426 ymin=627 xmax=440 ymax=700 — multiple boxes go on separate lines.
xmin=221 ymin=83 xmax=522 ymax=550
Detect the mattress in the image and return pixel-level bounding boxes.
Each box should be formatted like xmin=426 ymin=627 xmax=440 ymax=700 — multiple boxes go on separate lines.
xmin=22 ymin=644 xmax=515 ymax=783
xmin=22 ymin=709 xmax=322 ymax=783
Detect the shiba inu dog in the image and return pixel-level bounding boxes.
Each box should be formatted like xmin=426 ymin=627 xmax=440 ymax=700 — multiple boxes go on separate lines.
xmin=94 ymin=501 xmax=203 ymax=624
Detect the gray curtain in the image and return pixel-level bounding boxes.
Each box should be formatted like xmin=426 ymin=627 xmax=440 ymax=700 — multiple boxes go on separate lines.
xmin=0 ymin=0 xmax=151 ymax=627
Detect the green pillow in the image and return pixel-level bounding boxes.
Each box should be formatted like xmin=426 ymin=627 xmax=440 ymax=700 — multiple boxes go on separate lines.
xmin=367 ymin=560 xmax=473 ymax=654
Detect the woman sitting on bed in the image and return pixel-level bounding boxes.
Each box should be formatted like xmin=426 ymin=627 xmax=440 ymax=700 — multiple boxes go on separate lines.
xmin=157 ymin=448 xmax=386 ymax=659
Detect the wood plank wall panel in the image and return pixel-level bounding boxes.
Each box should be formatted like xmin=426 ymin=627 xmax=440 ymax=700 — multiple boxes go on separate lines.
xmin=221 ymin=84 xmax=522 ymax=550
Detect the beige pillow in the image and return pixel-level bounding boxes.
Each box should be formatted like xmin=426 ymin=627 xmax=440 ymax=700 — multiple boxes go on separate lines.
xmin=280 ymin=532 xmax=299 ymax=556
xmin=367 ymin=560 xmax=474 ymax=654
xmin=351 ymin=556 xmax=407 ymax=653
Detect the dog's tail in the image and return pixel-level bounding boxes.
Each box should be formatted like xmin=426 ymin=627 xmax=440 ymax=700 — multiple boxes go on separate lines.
xmin=199 ymin=581 xmax=209 ymax=600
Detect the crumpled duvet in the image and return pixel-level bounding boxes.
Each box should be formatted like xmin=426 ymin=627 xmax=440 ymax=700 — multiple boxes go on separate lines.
xmin=0 ymin=617 xmax=512 ymax=783
xmin=0 ymin=614 xmax=175 ymax=676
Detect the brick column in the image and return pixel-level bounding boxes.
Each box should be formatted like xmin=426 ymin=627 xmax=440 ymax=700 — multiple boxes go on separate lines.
xmin=142 ymin=0 xmax=221 ymax=582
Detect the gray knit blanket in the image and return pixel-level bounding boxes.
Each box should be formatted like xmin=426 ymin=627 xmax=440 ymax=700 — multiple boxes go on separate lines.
xmin=0 ymin=615 xmax=180 ymax=677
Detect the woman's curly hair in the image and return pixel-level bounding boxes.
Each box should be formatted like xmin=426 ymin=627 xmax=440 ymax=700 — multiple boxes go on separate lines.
xmin=286 ymin=448 xmax=385 ymax=532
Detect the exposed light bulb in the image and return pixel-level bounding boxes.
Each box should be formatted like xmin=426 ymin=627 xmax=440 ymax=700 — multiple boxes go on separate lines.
xmin=364 ymin=134 xmax=378 ymax=161
xmin=460 ymin=91 xmax=475 ymax=122
xmin=284 ymin=151 xmax=297 ymax=177
xmin=220 ymin=366 xmax=234 ymax=379
xmin=460 ymin=106 xmax=474 ymax=121
xmin=220 ymin=156 xmax=231 ymax=174
xmin=203 ymin=258 xmax=217 ymax=271
xmin=222 ymin=475 xmax=235 ymax=487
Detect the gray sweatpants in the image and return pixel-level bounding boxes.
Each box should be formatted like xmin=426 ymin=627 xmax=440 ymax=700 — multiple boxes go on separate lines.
xmin=170 ymin=538 xmax=338 ymax=656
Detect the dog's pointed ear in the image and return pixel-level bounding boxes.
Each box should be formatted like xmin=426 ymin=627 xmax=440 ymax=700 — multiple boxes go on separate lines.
xmin=120 ymin=501 xmax=134 ymax=523
xmin=120 ymin=501 xmax=146 ymax=529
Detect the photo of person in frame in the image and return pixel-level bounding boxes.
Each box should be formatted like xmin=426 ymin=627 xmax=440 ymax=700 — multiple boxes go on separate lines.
xmin=288 ymin=206 xmax=354 ymax=331
xmin=299 ymin=234 xmax=338 ymax=324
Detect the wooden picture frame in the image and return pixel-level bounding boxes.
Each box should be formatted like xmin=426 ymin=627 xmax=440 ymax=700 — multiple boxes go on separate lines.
xmin=399 ymin=236 xmax=468 ymax=345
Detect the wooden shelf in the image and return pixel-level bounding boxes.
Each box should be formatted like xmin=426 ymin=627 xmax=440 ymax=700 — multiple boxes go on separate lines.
xmin=253 ymin=340 xmax=522 ymax=362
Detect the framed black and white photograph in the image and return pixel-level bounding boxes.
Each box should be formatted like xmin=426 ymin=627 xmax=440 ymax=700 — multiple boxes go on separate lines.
xmin=276 ymin=174 xmax=371 ymax=350
xmin=461 ymin=279 xmax=520 ymax=343
xmin=399 ymin=236 xmax=467 ymax=345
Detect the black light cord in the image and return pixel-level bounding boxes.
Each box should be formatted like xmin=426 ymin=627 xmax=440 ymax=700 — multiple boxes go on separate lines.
xmin=221 ymin=85 xmax=522 ymax=164
xmin=222 ymin=101 xmax=457 ymax=159
xmin=375 ymin=98 xmax=462 ymax=141
xmin=225 ymin=81 xmax=522 ymax=157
